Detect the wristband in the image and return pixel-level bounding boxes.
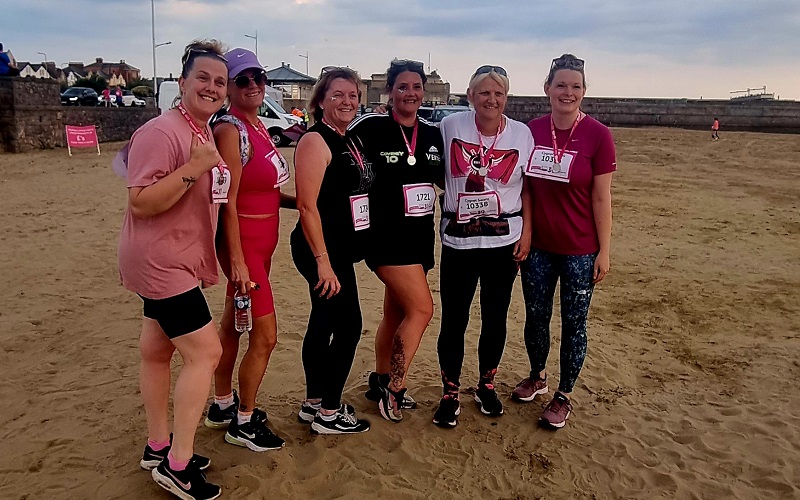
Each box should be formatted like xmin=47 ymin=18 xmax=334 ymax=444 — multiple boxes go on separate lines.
xmin=314 ymin=251 xmax=328 ymax=259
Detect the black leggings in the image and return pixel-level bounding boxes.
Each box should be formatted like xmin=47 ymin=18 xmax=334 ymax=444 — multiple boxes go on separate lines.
xmin=437 ymin=244 xmax=519 ymax=391
xmin=291 ymin=230 xmax=363 ymax=411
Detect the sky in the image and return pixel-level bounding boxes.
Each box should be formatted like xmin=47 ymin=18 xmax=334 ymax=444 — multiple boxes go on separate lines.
xmin=5 ymin=0 xmax=800 ymax=100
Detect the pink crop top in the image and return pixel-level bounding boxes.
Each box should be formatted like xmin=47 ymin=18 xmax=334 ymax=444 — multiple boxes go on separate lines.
xmin=229 ymin=108 xmax=284 ymax=216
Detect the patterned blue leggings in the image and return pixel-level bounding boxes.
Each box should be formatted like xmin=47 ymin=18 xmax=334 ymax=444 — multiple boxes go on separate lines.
xmin=521 ymin=249 xmax=596 ymax=393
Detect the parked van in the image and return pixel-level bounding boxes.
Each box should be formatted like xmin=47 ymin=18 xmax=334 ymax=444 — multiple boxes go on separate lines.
xmin=157 ymin=81 xmax=304 ymax=146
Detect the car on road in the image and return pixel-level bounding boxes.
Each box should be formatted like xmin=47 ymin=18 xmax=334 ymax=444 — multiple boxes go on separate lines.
xmin=428 ymin=105 xmax=471 ymax=126
xmin=98 ymin=90 xmax=146 ymax=107
xmin=61 ymin=87 xmax=99 ymax=106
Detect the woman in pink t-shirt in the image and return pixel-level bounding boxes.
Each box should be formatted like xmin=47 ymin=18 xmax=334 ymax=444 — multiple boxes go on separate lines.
xmin=514 ymin=54 xmax=616 ymax=430
xmin=118 ymin=40 xmax=228 ymax=499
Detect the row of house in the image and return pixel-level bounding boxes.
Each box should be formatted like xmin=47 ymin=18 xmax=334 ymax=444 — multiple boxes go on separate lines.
xmin=15 ymin=58 xmax=141 ymax=88
xmin=265 ymin=62 xmax=452 ymax=108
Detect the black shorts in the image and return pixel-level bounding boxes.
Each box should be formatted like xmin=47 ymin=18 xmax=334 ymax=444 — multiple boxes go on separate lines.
xmin=140 ymin=287 xmax=212 ymax=339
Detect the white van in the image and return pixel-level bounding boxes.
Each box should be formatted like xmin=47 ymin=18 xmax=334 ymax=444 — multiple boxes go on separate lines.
xmin=157 ymin=81 xmax=305 ymax=146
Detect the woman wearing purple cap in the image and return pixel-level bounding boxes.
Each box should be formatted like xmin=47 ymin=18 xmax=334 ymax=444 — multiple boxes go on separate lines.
xmin=205 ymin=47 xmax=295 ymax=452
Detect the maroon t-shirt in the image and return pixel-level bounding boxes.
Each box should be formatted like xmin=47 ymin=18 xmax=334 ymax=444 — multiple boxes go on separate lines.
xmin=527 ymin=114 xmax=616 ymax=255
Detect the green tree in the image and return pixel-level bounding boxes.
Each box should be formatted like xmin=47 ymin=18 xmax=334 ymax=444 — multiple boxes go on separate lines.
xmin=74 ymin=74 xmax=108 ymax=93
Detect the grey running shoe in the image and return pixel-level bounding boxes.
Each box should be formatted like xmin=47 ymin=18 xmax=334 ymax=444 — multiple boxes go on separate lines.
xmin=311 ymin=405 xmax=370 ymax=435
xmin=540 ymin=393 xmax=573 ymax=429
xmin=511 ymin=376 xmax=549 ymax=402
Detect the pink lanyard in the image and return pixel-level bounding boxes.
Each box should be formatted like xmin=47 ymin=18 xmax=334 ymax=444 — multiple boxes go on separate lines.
xmin=550 ymin=112 xmax=583 ymax=165
xmin=177 ymin=104 xmax=226 ymax=172
xmin=398 ymin=116 xmax=419 ymax=162
xmin=476 ymin=116 xmax=502 ymax=170
xmin=322 ymin=118 xmax=366 ymax=171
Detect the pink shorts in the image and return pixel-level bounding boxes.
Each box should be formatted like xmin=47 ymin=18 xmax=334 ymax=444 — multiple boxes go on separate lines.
xmin=224 ymin=216 xmax=279 ymax=318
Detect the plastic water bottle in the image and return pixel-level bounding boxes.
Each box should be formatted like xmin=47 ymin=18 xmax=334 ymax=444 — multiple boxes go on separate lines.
xmin=233 ymin=290 xmax=252 ymax=333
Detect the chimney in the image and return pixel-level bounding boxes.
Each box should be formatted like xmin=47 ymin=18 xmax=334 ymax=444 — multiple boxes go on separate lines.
xmin=96 ymin=57 xmax=103 ymax=64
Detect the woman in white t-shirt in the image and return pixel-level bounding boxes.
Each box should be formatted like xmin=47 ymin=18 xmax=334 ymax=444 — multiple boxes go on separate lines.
xmin=433 ymin=65 xmax=534 ymax=428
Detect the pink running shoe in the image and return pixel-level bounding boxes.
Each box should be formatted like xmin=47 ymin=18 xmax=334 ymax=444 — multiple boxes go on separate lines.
xmin=511 ymin=376 xmax=549 ymax=402
xmin=540 ymin=393 xmax=572 ymax=429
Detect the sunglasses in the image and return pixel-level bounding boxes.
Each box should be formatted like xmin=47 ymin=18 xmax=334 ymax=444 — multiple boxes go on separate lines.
xmin=321 ymin=65 xmax=351 ymax=75
xmin=234 ymin=72 xmax=268 ymax=88
xmin=551 ymin=57 xmax=585 ymax=71
xmin=390 ymin=59 xmax=424 ymax=70
xmin=181 ymin=48 xmax=227 ymax=68
xmin=473 ymin=65 xmax=508 ymax=77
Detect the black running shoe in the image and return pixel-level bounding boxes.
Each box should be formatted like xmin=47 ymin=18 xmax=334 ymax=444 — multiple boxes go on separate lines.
xmin=204 ymin=390 xmax=239 ymax=429
xmin=152 ymin=460 xmax=221 ymax=500
xmin=140 ymin=436 xmax=211 ymax=471
xmin=310 ymin=404 xmax=370 ymax=435
xmin=366 ymin=372 xmax=417 ymax=409
xmin=432 ymin=395 xmax=461 ymax=428
xmin=225 ymin=409 xmax=285 ymax=452
xmin=475 ymin=383 xmax=504 ymax=416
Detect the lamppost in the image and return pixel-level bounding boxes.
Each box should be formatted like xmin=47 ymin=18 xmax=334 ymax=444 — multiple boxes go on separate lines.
xmin=151 ymin=0 xmax=171 ymax=103
xmin=298 ymin=51 xmax=309 ymax=75
xmin=37 ymin=51 xmax=47 ymax=62
xmin=244 ymin=31 xmax=258 ymax=57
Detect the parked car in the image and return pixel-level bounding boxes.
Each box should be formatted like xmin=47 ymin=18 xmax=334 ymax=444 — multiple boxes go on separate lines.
xmin=417 ymin=106 xmax=434 ymax=120
xmin=429 ymin=105 xmax=471 ymax=126
xmin=98 ymin=90 xmax=146 ymax=107
xmin=61 ymin=87 xmax=99 ymax=106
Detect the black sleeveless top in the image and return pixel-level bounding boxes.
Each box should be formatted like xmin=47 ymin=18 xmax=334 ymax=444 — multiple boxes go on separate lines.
xmin=293 ymin=121 xmax=375 ymax=263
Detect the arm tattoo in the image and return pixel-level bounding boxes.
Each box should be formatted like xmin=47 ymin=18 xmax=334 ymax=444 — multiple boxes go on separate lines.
xmin=181 ymin=176 xmax=197 ymax=189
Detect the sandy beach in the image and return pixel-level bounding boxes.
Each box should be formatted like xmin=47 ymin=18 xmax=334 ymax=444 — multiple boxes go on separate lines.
xmin=1 ymin=127 xmax=799 ymax=499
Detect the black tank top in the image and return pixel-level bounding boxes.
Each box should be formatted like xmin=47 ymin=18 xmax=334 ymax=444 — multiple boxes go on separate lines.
xmin=294 ymin=121 xmax=375 ymax=263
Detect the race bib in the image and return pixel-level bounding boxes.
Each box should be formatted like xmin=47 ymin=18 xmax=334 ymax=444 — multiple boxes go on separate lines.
xmin=211 ymin=164 xmax=231 ymax=204
xmin=350 ymin=194 xmax=370 ymax=231
xmin=526 ymin=146 xmax=575 ymax=183
xmin=268 ymin=150 xmax=290 ymax=188
xmin=403 ymin=183 xmax=435 ymax=217
xmin=456 ymin=190 xmax=500 ymax=222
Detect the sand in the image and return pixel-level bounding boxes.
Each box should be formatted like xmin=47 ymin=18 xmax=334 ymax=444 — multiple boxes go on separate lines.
xmin=0 ymin=127 xmax=799 ymax=500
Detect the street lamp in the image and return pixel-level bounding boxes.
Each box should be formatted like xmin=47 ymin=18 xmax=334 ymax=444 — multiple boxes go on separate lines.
xmin=151 ymin=0 xmax=171 ymax=103
xmin=244 ymin=31 xmax=258 ymax=57
xmin=298 ymin=51 xmax=309 ymax=75
xmin=38 ymin=51 xmax=47 ymax=62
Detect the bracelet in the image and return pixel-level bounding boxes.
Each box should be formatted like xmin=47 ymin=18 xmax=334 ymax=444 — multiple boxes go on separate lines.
xmin=314 ymin=251 xmax=328 ymax=259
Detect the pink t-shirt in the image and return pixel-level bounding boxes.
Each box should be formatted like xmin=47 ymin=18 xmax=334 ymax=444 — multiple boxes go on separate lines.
xmin=118 ymin=109 xmax=220 ymax=299
xmin=527 ymin=114 xmax=616 ymax=255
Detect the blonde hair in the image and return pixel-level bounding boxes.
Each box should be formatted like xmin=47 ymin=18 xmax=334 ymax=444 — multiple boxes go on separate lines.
xmin=468 ymin=71 xmax=510 ymax=95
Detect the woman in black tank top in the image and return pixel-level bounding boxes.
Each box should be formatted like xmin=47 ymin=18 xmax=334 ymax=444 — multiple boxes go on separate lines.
xmin=290 ymin=67 xmax=373 ymax=435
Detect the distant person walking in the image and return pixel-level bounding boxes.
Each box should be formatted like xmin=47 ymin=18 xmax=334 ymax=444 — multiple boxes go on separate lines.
xmin=712 ymin=117 xmax=720 ymax=140
xmin=0 ymin=43 xmax=20 ymax=76
xmin=116 ymin=87 xmax=124 ymax=107
xmin=102 ymin=87 xmax=111 ymax=107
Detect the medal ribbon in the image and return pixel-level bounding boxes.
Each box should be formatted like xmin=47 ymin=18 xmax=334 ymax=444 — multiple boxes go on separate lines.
xmin=475 ymin=115 xmax=502 ymax=172
xmin=322 ymin=118 xmax=365 ymax=172
xmin=177 ymin=103 xmax=226 ymax=172
xmin=550 ymin=112 xmax=583 ymax=165
xmin=398 ymin=115 xmax=419 ymax=160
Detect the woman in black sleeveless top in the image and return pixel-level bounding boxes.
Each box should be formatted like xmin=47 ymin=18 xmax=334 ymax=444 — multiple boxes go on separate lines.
xmin=290 ymin=67 xmax=374 ymax=435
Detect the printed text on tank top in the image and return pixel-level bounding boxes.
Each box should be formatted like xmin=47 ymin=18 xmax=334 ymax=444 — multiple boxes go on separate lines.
xmin=177 ymin=104 xmax=230 ymax=203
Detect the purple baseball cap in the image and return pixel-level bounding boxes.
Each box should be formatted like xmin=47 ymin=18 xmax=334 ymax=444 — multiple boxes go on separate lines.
xmin=225 ymin=48 xmax=265 ymax=78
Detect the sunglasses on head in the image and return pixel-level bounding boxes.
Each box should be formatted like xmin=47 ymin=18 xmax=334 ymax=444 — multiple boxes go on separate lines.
xmin=182 ymin=48 xmax=227 ymax=68
xmin=473 ymin=65 xmax=508 ymax=78
xmin=390 ymin=59 xmax=424 ymax=70
xmin=320 ymin=65 xmax=351 ymax=75
xmin=234 ymin=71 xmax=268 ymax=88
xmin=551 ymin=57 xmax=585 ymax=71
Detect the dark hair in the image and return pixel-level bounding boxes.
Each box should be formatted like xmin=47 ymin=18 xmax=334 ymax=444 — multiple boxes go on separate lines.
xmin=545 ymin=53 xmax=586 ymax=87
xmin=180 ymin=39 xmax=227 ymax=79
xmin=0 ymin=43 xmax=4 ymax=52
xmin=385 ymin=59 xmax=427 ymax=92
xmin=308 ymin=67 xmax=361 ymax=122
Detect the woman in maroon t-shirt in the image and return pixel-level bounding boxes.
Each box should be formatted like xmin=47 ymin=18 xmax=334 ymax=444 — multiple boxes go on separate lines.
xmin=514 ymin=54 xmax=616 ymax=429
